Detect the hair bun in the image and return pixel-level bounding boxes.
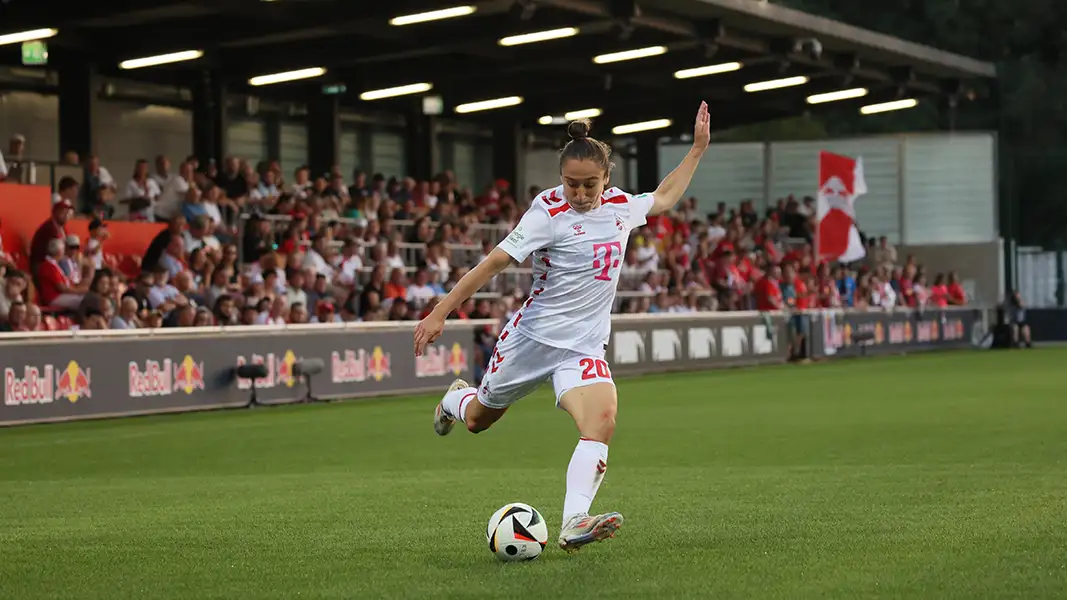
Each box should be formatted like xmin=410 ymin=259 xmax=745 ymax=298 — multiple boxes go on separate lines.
xmin=566 ymin=119 xmax=591 ymax=140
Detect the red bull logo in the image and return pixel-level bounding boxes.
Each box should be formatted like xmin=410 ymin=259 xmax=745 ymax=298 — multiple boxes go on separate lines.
xmin=129 ymin=356 xmax=205 ymax=397
xmin=235 ymin=351 xmax=299 ymax=390
xmin=415 ymin=343 xmax=469 ymax=378
xmin=367 ymin=346 xmax=391 ymax=382
xmin=55 ymin=361 xmax=91 ymax=403
xmin=4 ymin=365 xmax=55 ymax=405
xmin=331 ymin=347 xmax=392 ymax=383
xmin=174 ymin=355 xmax=205 ymax=395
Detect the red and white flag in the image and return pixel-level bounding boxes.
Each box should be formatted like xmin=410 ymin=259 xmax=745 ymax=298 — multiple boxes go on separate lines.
xmin=816 ymin=151 xmax=867 ymax=263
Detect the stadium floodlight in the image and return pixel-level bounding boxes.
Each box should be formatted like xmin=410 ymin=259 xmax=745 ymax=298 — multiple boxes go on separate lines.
xmin=860 ymin=98 xmax=919 ymax=115
xmin=673 ymin=62 xmax=742 ymax=79
xmin=611 ymin=119 xmax=672 ymax=135
xmin=806 ymin=87 xmax=869 ymax=104
xmin=454 ymin=96 xmax=523 ymax=113
xmin=119 ymin=50 xmax=204 ymax=70
xmin=359 ymin=82 xmax=433 ymax=101
xmin=248 ymin=67 xmax=326 ymax=86
xmin=593 ymin=46 xmax=667 ymax=64
xmin=0 ymin=28 xmax=58 ymax=46
xmin=389 ymin=6 xmax=476 ymax=26
xmin=538 ymin=115 xmax=557 ymax=125
xmin=498 ymin=27 xmax=579 ymax=46
xmin=743 ymin=75 xmax=809 ymax=92
xmin=564 ymin=108 xmax=602 ymax=120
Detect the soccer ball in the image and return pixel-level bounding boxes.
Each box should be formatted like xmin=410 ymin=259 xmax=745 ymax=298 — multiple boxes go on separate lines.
xmin=487 ymin=503 xmax=549 ymax=561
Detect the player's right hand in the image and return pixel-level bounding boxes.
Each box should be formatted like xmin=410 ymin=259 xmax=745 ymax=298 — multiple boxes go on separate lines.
xmin=414 ymin=313 xmax=445 ymax=357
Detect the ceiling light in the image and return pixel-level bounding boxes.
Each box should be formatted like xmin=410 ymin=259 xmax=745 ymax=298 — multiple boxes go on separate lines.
xmin=674 ymin=62 xmax=742 ymax=79
xmin=593 ymin=46 xmax=667 ymax=64
xmin=389 ymin=6 xmax=476 ymax=26
xmin=564 ymin=108 xmax=601 ymax=120
xmin=538 ymin=115 xmax=556 ymax=125
xmin=612 ymin=119 xmax=672 ymax=135
xmin=359 ymin=82 xmax=433 ymax=101
xmin=248 ymin=67 xmax=326 ymax=86
xmin=743 ymin=75 xmax=809 ymax=92
xmin=455 ymin=96 xmax=523 ymax=113
xmin=807 ymin=87 xmax=868 ymax=104
xmin=0 ymin=28 xmax=58 ymax=47
xmin=499 ymin=27 xmax=578 ymax=46
xmin=119 ymin=50 xmax=204 ymax=70
xmin=860 ymin=98 xmax=918 ymax=115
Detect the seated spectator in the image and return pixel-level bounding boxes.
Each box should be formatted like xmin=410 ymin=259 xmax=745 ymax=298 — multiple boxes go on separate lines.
xmin=111 ymin=296 xmax=141 ymax=329
xmin=30 ymin=200 xmax=74 ymax=281
xmin=406 ymin=268 xmax=440 ymax=309
xmin=148 ymin=265 xmax=187 ymax=312
xmin=125 ymin=159 xmax=162 ymax=221
xmin=1 ymin=301 xmax=29 ymax=331
xmin=0 ymin=269 xmax=28 ymax=320
xmin=383 ymin=267 xmax=408 ymax=301
xmin=38 ymin=238 xmax=87 ymax=311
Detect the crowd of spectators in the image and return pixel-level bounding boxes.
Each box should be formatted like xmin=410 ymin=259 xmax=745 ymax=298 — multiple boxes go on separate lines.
xmin=0 ymin=144 xmax=968 ymax=335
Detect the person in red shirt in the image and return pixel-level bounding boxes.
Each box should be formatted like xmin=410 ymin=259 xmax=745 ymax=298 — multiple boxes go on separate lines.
xmin=816 ymin=263 xmax=842 ymax=308
xmin=37 ymin=238 xmax=86 ymax=311
xmin=929 ymin=274 xmax=950 ymax=308
xmin=29 ymin=200 xmax=73 ymax=284
xmin=947 ymin=272 xmax=967 ymax=305
xmin=710 ymin=250 xmax=745 ymax=310
xmin=754 ymin=265 xmax=783 ymax=311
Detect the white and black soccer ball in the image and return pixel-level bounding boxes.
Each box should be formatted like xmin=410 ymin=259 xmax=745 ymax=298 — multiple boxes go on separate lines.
xmin=486 ymin=503 xmax=549 ymax=561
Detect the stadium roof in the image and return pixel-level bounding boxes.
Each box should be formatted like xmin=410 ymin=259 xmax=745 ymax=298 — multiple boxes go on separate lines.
xmin=0 ymin=0 xmax=997 ymax=135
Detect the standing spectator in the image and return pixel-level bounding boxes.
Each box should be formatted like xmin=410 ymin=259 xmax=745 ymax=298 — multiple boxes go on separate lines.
xmin=947 ymin=272 xmax=967 ymax=305
xmin=29 ymin=200 xmax=73 ymax=284
xmin=754 ymin=265 xmax=783 ymax=311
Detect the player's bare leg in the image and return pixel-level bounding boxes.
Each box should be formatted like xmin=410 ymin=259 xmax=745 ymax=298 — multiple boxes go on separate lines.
xmin=435 ymin=379 xmax=507 ymax=435
xmin=557 ymin=382 xmax=623 ymax=552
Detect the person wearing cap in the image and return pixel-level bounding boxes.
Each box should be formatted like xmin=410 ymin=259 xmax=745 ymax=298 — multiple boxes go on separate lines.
xmin=59 ymin=235 xmax=84 ymax=284
xmin=311 ymin=299 xmax=342 ymax=324
xmin=29 ymin=199 xmax=74 ymax=284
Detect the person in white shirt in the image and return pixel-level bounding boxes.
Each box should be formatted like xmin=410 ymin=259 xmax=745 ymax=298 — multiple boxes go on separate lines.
xmin=155 ymin=160 xmax=193 ymax=221
xmin=0 ymin=148 xmax=7 ymax=180
xmin=284 ymin=270 xmax=308 ymax=308
xmin=151 ymin=155 xmax=174 ymax=190
xmin=301 ymin=235 xmax=334 ymax=280
xmin=125 ymin=159 xmax=163 ymax=220
xmin=405 ymin=268 xmax=439 ymax=309
xmin=415 ymin=104 xmax=711 ymax=552
xmin=336 ymin=239 xmax=364 ymax=287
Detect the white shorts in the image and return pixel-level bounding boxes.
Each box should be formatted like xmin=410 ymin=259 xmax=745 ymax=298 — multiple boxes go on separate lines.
xmin=477 ymin=329 xmax=614 ymax=410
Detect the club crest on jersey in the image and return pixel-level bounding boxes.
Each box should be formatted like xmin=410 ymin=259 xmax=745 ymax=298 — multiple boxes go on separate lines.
xmin=615 ymin=215 xmax=625 ymax=231
xmin=572 ymin=224 xmax=586 ymax=236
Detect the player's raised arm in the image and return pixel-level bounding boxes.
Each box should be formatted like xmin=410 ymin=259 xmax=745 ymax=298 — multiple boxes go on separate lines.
xmin=648 ymin=101 xmax=712 ymax=216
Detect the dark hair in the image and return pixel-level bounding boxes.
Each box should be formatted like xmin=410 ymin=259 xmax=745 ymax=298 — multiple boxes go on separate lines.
xmin=559 ymin=119 xmax=613 ymax=175
xmin=58 ymin=176 xmax=78 ymax=192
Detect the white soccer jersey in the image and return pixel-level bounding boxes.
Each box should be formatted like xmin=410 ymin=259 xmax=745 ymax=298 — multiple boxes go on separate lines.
xmin=497 ymin=185 xmax=655 ymax=356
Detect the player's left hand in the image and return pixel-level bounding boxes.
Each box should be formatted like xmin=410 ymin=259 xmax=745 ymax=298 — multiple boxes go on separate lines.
xmin=692 ymin=101 xmax=711 ymax=154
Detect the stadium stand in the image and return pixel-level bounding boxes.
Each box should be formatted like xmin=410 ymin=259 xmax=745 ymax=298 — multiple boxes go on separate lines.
xmin=0 ymin=151 xmax=969 ymax=336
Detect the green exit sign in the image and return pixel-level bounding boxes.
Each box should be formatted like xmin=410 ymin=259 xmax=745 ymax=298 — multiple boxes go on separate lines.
xmin=21 ymin=41 xmax=48 ymax=66
xmin=322 ymin=84 xmax=346 ymax=95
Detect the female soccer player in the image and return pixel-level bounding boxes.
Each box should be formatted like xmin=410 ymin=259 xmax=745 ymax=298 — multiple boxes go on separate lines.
xmin=414 ymin=102 xmax=712 ymax=552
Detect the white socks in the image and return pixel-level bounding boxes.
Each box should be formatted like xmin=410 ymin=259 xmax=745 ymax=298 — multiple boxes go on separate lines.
xmin=562 ymin=438 xmax=609 ymax=522
xmin=441 ymin=386 xmax=477 ymax=422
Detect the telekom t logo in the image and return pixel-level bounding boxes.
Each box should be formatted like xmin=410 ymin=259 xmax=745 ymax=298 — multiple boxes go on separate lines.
xmin=592 ymin=242 xmax=622 ymax=281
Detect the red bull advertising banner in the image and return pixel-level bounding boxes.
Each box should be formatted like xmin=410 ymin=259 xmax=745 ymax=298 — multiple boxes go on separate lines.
xmin=0 ymin=322 xmax=484 ymax=426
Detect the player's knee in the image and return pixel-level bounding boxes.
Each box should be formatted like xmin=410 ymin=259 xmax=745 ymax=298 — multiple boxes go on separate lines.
xmin=465 ymin=413 xmax=492 ymax=434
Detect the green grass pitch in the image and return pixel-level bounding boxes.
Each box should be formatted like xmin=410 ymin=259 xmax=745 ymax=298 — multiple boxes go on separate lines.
xmin=2 ymin=349 xmax=1066 ymax=599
